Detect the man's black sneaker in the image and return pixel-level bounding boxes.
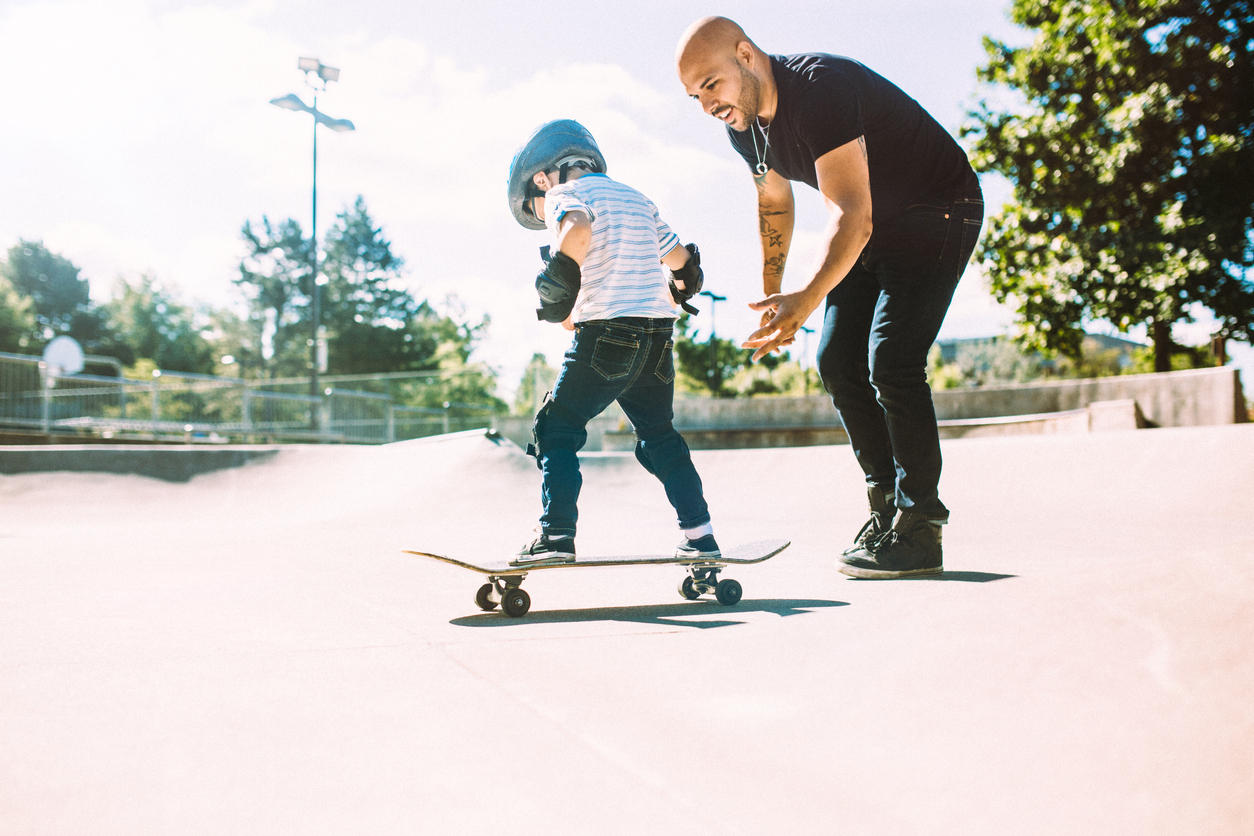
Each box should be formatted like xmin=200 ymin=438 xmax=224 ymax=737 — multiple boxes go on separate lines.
xmin=839 ymin=509 xmax=943 ymax=579
xmin=675 ymin=534 xmax=721 ymax=560
xmin=839 ymin=485 xmax=896 ymax=562
xmin=511 ymin=532 xmax=576 ymax=566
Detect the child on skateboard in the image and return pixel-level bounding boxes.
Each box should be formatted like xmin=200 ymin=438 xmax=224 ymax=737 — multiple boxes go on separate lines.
xmin=506 ymin=119 xmax=718 ymax=567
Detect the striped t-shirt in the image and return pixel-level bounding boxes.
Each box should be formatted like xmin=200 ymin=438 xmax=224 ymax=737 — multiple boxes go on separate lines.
xmin=544 ymin=173 xmax=682 ymax=322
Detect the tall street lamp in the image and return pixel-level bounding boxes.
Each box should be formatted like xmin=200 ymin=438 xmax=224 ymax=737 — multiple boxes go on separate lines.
xmin=270 ymin=57 xmax=355 ymax=430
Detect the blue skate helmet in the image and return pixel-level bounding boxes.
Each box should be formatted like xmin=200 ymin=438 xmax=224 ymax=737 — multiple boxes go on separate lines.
xmin=507 ymin=119 xmax=607 ymax=230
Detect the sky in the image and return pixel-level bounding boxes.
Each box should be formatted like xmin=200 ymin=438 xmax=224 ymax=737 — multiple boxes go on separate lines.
xmin=2 ymin=0 xmax=1250 ymax=397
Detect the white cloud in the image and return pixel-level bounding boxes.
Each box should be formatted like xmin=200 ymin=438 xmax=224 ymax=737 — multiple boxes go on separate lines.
xmin=0 ymin=2 xmax=727 ymax=334
xmin=1 ymin=0 xmax=1047 ymax=399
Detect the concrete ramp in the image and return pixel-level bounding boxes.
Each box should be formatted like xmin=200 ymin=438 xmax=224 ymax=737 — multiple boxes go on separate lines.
xmin=1 ymin=426 xmax=1252 ymax=834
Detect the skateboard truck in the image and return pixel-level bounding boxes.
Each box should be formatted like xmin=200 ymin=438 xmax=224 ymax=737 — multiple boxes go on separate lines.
xmin=679 ymin=562 xmax=743 ymax=606
xmin=478 ymin=574 xmax=531 ymax=617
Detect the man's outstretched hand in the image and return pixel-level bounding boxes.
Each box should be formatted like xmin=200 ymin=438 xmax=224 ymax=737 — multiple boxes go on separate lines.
xmin=743 ymin=290 xmax=818 ymax=361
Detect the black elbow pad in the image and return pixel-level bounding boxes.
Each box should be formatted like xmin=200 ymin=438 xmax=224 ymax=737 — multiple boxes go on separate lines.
xmin=535 ymin=251 xmax=582 ymax=322
xmin=668 ymin=243 xmax=703 ymax=314
xmin=671 ymin=243 xmax=703 ymax=298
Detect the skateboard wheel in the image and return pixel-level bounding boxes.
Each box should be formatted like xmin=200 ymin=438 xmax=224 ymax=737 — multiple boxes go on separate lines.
xmin=501 ymin=586 xmax=531 ymax=618
xmin=678 ymin=576 xmax=701 ymax=600
xmin=475 ymin=583 xmax=498 ymax=611
xmin=714 ymin=578 xmax=742 ymax=606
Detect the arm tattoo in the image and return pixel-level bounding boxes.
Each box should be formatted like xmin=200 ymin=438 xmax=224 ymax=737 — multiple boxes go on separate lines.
xmin=764 ymin=253 xmax=787 ymax=282
xmin=759 ymin=210 xmax=788 ymax=250
xmin=754 ymin=172 xmax=788 ymax=282
xmin=759 ymin=213 xmax=783 ymax=237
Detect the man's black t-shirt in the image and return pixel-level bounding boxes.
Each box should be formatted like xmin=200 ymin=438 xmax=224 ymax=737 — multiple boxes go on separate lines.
xmin=728 ymin=54 xmax=980 ymax=225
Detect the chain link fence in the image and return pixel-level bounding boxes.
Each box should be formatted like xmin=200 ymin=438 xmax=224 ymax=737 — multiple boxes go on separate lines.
xmin=0 ymin=352 xmax=497 ymax=444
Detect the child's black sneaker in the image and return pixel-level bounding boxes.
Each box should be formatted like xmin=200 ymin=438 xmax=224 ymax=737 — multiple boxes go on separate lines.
xmin=675 ymin=534 xmax=721 ymax=560
xmin=511 ymin=532 xmax=576 ymax=566
xmin=839 ymin=509 xmax=942 ymax=579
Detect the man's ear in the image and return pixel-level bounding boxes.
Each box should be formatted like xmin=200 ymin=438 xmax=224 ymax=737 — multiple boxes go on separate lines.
xmin=532 ymin=171 xmax=549 ymax=190
xmin=736 ymin=41 xmax=754 ymax=68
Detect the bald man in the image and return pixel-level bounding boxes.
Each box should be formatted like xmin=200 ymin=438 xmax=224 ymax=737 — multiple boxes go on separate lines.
xmin=677 ymin=17 xmax=984 ymax=579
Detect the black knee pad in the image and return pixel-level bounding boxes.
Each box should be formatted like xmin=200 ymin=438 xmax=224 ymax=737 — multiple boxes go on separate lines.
xmin=527 ymin=393 xmax=583 ymax=469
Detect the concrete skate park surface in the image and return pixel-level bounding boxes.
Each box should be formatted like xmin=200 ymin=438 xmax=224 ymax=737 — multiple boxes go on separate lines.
xmin=1 ymin=426 xmax=1252 ymax=835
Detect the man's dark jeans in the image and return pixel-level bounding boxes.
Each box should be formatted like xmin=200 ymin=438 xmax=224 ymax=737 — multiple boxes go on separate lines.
xmin=534 ymin=317 xmax=710 ymax=538
xmin=817 ymin=195 xmax=984 ymax=520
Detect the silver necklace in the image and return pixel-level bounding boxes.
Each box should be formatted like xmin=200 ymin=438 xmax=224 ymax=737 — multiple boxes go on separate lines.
xmin=750 ymin=117 xmax=771 ymax=175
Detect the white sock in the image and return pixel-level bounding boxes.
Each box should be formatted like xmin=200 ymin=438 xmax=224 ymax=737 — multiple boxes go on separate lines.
xmin=681 ymin=522 xmax=714 ymax=540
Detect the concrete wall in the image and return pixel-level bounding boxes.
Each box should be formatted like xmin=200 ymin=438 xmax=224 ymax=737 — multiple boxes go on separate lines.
xmin=930 ymin=366 xmax=1246 ymax=428
xmin=671 ymin=395 xmax=838 ymax=430
xmin=664 ymin=366 xmax=1244 ymax=431
xmin=0 ymin=445 xmax=281 ymax=481
xmin=493 ymin=366 xmax=1245 ymax=451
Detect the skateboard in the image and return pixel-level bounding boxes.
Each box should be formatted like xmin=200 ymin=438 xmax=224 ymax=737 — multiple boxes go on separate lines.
xmin=404 ymin=538 xmax=790 ymax=618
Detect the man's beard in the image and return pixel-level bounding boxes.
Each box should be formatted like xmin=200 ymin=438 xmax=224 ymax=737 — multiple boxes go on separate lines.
xmin=734 ymin=62 xmax=762 ymax=130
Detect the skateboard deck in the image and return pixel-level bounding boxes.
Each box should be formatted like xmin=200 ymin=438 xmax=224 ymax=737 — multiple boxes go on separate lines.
xmin=405 ymin=538 xmax=790 ymax=617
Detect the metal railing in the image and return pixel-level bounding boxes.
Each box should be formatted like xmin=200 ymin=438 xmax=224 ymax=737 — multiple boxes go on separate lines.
xmin=0 ymin=351 xmax=497 ymax=444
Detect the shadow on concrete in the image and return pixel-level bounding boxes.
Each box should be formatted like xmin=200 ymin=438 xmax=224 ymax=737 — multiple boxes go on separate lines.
xmin=451 ymin=598 xmax=847 ymax=629
xmin=847 ymin=571 xmax=1017 ymax=583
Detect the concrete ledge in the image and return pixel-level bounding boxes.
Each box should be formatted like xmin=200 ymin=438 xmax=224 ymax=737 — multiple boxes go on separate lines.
xmin=0 ymin=445 xmax=283 ymax=482
xmin=938 ymin=399 xmax=1146 ymax=439
xmin=1088 ymin=398 xmax=1148 ymax=431
xmin=603 ymin=399 xmax=1148 ymax=450
xmin=604 ymin=425 xmax=850 ymax=451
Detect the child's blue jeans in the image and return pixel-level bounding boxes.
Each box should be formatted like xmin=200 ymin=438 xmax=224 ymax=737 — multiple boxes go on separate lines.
xmin=531 ymin=317 xmax=711 ymax=538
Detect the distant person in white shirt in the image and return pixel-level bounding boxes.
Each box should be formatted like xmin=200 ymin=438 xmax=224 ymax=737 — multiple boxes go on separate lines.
xmin=505 ymin=119 xmax=719 ymax=566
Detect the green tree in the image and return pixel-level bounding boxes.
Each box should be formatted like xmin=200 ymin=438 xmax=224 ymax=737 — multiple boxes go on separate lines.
xmin=1 ymin=240 xmax=95 ymax=350
xmin=235 ymin=197 xmax=504 ymax=407
xmin=0 ymin=273 xmax=36 ymax=353
xmin=727 ymin=356 xmax=817 ymax=396
xmin=237 ymin=197 xmax=493 ymax=378
xmin=103 ymin=275 xmax=214 ymax=373
xmin=202 ymin=306 xmax=264 ymax=379
xmin=673 ymin=315 xmax=752 ymax=397
xmin=384 ymin=300 xmax=504 ymax=411
xmin=964 ymin=0 xmax=1254 ymax=371
xmin=927 ymin=345 xmax=967 ymax=390
xmin=319 ymin=198 xmax=466 ymax=375
xmin=235 ymin=215 xmax=312 ymax=378
xmin=0 ymin=240 xmax=123 ymax=359
xmin=513 ymin=352 xmax=559 ymax=415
